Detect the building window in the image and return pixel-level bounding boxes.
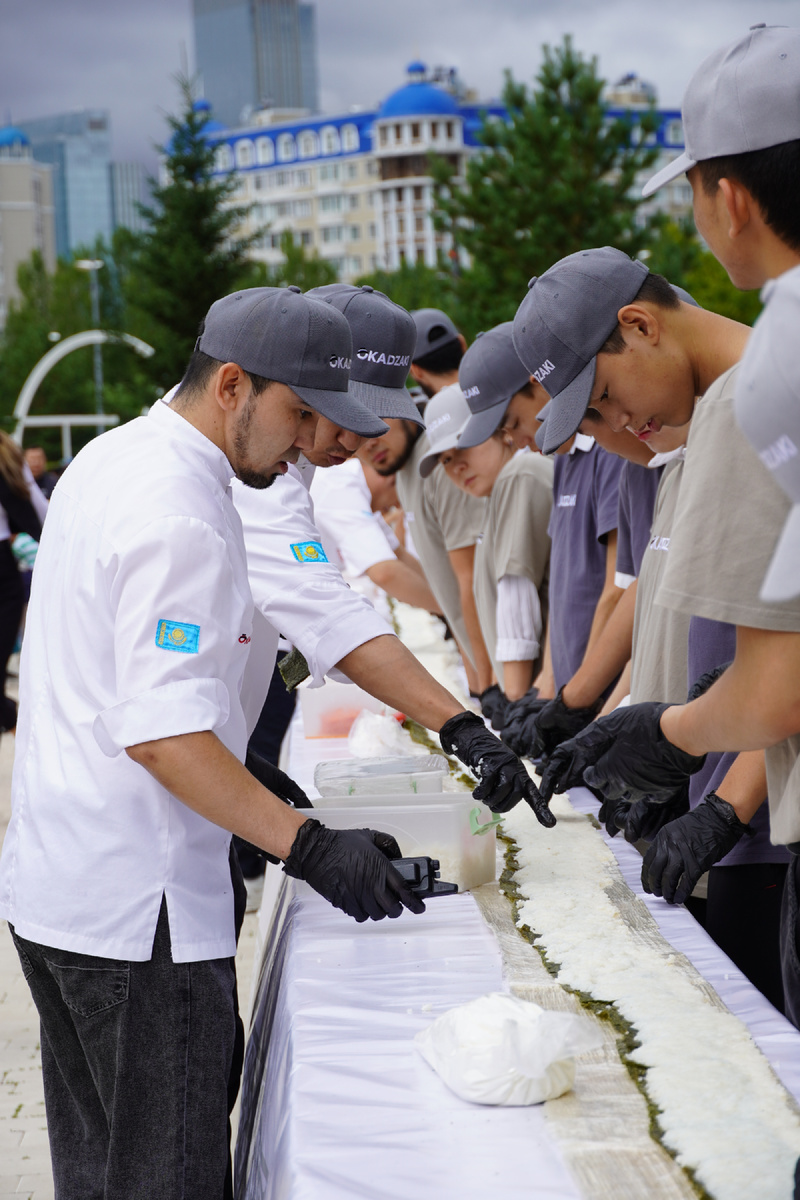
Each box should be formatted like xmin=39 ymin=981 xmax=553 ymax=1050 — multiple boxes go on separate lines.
xmin=298 ymin=130 xmax=319 ymax=158
xmin=256 ymin=137 xmax=274 ymax=165
xmin=411 ymin=122 xmax=421 ymax=141
xmin=370 ymin=254 xmax=378 ymax=269
xmin=349 ymin=225 xmax=361 ymax=241
xmin=348 ymin=194 xmax=359 ymax=210
xmin=664 ymin=119 xmax=684 ymax=147
xmin=368 ymin=223 xmax=377 ymax=239
xmin=294 ymin=168 xmax=311 ymax=186
xmin=347 ymin=162 xmax=358 ymax=179
xmin=446 ymin=121 xmax=454 ymax=139
xmin=341 ymin=123 xmax=359 ymax=152
xmin=367 ymin=160 xmax=379 ymax=176
xmin=431 ymin=122 xmax=439 ymax=139
xmin=293 ymin=199 xmax=311 ymax=217
xmin=322 ymin=226 xmax=345 ymax=243
xmin=215 ymin=144 xmax=233 ymax=171
xmin=413 ymin=185 xmax=423 ymax=201
xmin=300 ymin=230 xmax=313 ymax=246
xmin=397 ymin=215 xmax=405 ymax=234
xmin=277 ymin=133 xmax=295 ymax=161
xmin=321 ymin=125 xmax=341 ymax=155
xmin=274 ymin=171 xmax=290 ymax=187
xmin=320 ymin=193 xmax=344 ymax=212
xmin=368 ymin=191 xmax=376 ymax=206
xmin=395 ymin=187 xmax=403 ymax=203
xmin=416 ymin=246 xmax=426 ymax=263
xmin=235 ymin=139 xmax=254 ymax=167
xmin=346 ymin=256 xmax=362 ymax=274
xmin=415 ymin=215 xmax=425 ymax=233
xmin=318 ymin=163 xmax=341 ymax=183
xmin=379 ymin=126 xmax=388 ymax=147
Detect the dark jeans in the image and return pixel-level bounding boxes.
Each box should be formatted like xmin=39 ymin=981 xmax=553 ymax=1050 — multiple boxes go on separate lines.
xmin=780 ymin=854 xmax=800 ymax=1031
xmin=10 ymin=899 xmax=237 ymax=1200
xmin=707 ymin=861 xmax=787 ymax=1014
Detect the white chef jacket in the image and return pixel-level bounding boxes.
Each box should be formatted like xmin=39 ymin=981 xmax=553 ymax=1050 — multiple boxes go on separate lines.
xmin=0 ymin=401 xmax=253 ymax=962
xmin=309 ymin=457 xmax=399 ymax=577
xmin=234 ymin=459 xmax=392 ymax=736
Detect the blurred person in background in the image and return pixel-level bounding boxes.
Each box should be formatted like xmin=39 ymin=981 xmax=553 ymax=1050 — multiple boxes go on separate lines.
xmin=0 ymin=433 xmax=44 ymax=730
xmin=24 ymin=445 xmax=58 ymax=499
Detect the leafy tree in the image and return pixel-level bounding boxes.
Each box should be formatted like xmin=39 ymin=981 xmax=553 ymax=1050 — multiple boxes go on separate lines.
xmin=430 ymin=37 xmax=661 ymax=337
xmin=259 ymin=230 xmax=338 ymax=291
xmin=354 ymin=258 xmax=456 ymax=316
xmin=127 ymin=77 xmax=260 ymax=389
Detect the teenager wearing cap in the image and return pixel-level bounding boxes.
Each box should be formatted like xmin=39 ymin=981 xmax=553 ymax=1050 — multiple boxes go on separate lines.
xmin=420 ymin=373 xmax=553 ymax=723
xmin=229 ymin=286 xmax=554 ymax=895
xmin=358 ymin=308 xmax=493 ymax=697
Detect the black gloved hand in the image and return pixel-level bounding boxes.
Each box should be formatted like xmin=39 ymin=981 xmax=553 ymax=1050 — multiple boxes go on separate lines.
xmin=283 ymin=819 xmax=426 ymax=922
xmin=538 ymin=702 xmax=706 ymax=805
xmin=641 ymin=792 xmax=750 ymax=905
xmin=439 ymin=711 xmax=556 ymax=827
xmin=621 ymin=788 xmax=690 ymax=844
xmin=525 ymin=687 xmax=600 ymax=760
xmin=479 ymin=684 xmax=509 ymax=731
xmin=597 ymin=794 xmax=632 ymax=838
xmin=500 ymin=689 xmax=548 ymax=755
xmin=245 ymin=748 xmax=313 ymax=808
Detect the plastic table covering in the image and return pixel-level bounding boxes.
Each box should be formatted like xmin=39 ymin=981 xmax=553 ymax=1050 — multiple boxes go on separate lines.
xmin=235 ymin=716 xmax=800 ymax=1199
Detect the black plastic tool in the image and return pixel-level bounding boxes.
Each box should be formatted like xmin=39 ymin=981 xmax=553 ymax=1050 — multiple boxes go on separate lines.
xmin=392 ymin=856 xmax=458 ymax=897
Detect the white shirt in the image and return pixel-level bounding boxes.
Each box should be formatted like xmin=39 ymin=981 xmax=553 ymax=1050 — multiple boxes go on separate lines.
xmin=0 ymin=401 xmax=253 ymax=962
xmin=234 ymin=463 xmax=391 ymax=735
xmin=310 ymin=457 xmax=399 ymax=577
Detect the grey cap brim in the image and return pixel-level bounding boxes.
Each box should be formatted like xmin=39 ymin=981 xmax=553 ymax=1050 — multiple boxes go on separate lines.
xmin=349 ymin=378 xmax=424 ymax=427
xmin=761 ymin=505 xmax=800 ymax=602
xmin=458 ymin=398 xmax=511 ymax=449
xmin=536 ymin=358 xmax=596 ymax=454
xmin=419 ymin=419 xmax=468 ymax=478
xmin=290 ymin=384 xmax=389 ymax=438
xmin=642 ymin=150 xmax=696 ymax=198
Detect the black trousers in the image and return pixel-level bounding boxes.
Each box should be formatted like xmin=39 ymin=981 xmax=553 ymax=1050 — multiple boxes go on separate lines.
xmin=0 ymin=539 xmax=22 ymax=729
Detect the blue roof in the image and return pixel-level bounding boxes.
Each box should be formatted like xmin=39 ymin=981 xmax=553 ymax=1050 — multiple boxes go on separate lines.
xmin=0 ymin=126 xmax=30 ymax=147
xmin=378 ymin=81 xmax=459 ymax=119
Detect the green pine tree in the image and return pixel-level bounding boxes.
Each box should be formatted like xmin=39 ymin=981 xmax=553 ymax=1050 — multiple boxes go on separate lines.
xmin=430 ymin=37 xmax=661 ymax=337
xmin=260 ymin=230 xmax=338 ymax=291
xmin=128 ymin=77 xmax=261 ymax=389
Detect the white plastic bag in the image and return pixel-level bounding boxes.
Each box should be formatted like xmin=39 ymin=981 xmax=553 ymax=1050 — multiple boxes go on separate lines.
xmin=347 ymin=710 xmax=414 ymax=758
xmin=415 ymin=992 xmax=603 ymax=1106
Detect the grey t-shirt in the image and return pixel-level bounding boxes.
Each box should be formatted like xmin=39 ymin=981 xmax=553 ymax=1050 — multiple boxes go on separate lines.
xmin=396 ymin=433 xmax=486 ymax=665
xmin=473 ymin=452 xmax=553 ymax=689
xmin=658 ymin=364 xmax=800 ymax=845
xmin=629 ymin=458 xmax=691 ymax=705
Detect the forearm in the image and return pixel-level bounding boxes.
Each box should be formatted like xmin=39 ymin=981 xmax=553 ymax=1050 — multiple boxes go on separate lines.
xmin=584 ymin=583 xmax=624 ymax=657
xmin=714 ymin=750 xmax=768 ymax=825
xmin=661 ymin=625 xmax=800 ymax=756
xmin=366 ymin=559 xmax=442 ymax=612
xmin=337 ymin=633 xmax=464 ymax=731
xmin=395 ymin=544 xmax=425 ymax=576
xmin=503 ymin=659 xmax=534 ymax=701
xmin=126 ymin=731 xmax=306 ymax=861
xmin=449 ymin=544 xmax=492 ymax=689
xmin=598 ymin=660 xmax=631 ymax=716
xmin=533 ymin=623 xmax=556 ymax=699
xmin=563 ymin=580 xmax=636 ymax=708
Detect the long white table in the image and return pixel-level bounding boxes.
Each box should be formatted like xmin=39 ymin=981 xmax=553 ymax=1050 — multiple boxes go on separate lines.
xmin=234 ymin=713 xmax=800 ymax=1199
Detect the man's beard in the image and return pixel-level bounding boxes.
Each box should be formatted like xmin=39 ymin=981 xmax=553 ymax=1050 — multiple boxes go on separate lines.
xmin=374 ymin=423 xmax=421 ymax=476
xmin=233 ymin=393 xmax=280 ymax=489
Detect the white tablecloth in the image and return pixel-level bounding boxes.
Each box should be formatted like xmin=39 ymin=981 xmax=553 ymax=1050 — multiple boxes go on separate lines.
xmin=235 ymin=714 xmax=800 ymax=1199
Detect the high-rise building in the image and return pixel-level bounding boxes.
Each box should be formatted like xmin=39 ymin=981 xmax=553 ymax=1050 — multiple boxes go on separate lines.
xmin=16 ymin=110 xmax=113 ymax=257
xmin=0 ymin=127 xmax=56 ymax=329
xmin=110 ymin=162 xmax=148 ymax=234
xmin=193 ymin=0 xmax=319 ymax=129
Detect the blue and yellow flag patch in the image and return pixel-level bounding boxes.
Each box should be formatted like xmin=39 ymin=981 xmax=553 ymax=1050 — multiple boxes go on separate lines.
xmin=155 ymin=619 xmax=200 ymax=654
xmin=290 ymin=541 xmax=328 ymax=564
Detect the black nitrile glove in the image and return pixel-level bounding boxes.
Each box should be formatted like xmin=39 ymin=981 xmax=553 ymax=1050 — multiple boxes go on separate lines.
xmin=597 ymin=794 xmax=632 ymax=838
xmin=245 ymin=748 xmax=313 ymax=808
xmin=439 ymin=711 xmax=556 ymax=827
xmin=641 ymin=792 xmax=750 ymax=905
xmin=622 ymin=788 xmax=691 ymax=844
xmin=283 ymin=819 xmax=426 ymax=922
xmin=525 ymin=687 xmax=600 ymax=760
xmin=501 ymin=689 xmax=549 ymax=755
xmin=479 ymin=684 xmax=509 ymax=731
xmin=687 ymin=661 xmax=732 ymax=702
xmin=538 ymin=703 xmax=706 ymax=805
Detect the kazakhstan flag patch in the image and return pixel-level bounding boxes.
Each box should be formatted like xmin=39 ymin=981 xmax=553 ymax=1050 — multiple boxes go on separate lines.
xmin=155 ymin=619 xmax=200 ymax=654
xmin=290 ymin=541 xmax=328 ymax=564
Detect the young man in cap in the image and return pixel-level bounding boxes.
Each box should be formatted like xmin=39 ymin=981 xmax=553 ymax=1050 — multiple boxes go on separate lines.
xmin=358 ymin=307 xmax=493 ymax=696
xmin=231 ymin=286 xmax=552 ymax=893
xmin=0 ymin=286 xmax=442 ymax=1199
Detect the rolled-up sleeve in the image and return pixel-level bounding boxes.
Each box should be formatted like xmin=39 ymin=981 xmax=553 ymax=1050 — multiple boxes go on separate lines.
xmin=93 ymin=515 xmax=249 ymax=755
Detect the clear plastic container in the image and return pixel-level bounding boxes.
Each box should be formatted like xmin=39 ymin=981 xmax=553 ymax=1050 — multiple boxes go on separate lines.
xmin=316 ymin=796 xmax=499 ymax=892
xmin=298 ymin=679 xmax=389 ymax=738
xmin=314 ymin=754 xmax=449 ymax=797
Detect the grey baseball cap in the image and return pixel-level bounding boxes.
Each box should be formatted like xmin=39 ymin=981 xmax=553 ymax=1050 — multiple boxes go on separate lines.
xmin=411 ymin=308 xmax=461 ymax=361
xmin=643 ymin=25 xmax=800 ymax=198
xmin=418 ymin=384 xmax=471 ymax=478
xmin=308 ymin=284 xmax=423 ymax=426
xmin=734 ymin=270 xmax=800 ymax=601
xmin=197 ymin=285 xmax=388 ymax=438
xmin=512 ymin=248 xmax=648 ymax=455
xmin=457 ymin=323 xmax=532 ymax=449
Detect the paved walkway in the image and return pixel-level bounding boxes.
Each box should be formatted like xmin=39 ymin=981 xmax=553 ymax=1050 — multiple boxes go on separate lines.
xmin=0 ymin=669 xmax=261 ymax=1199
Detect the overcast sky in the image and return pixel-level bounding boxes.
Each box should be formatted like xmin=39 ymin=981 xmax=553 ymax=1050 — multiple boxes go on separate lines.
xmin=2 ymin=0 xmax=799 ymax=173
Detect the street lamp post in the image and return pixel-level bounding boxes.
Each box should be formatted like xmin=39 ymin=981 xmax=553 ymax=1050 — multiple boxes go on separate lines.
xmin=75 ymin=258 xmax=105 ymax=437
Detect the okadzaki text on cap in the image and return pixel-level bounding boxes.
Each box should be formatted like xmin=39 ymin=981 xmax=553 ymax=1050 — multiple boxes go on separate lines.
xmin=309 ymin=284 xmax=423 ymax=426
xmin=457 ymin=322 xmax=532 ymax=449
xmin=734 ymin=267 xmax=800 ymax=602
xmin=642 ymin=24 xmax=800 ymax=197
xmin=418 ymin=384 xmax=471 ymax=478
xmin=198 ymin=286 xmax=388 ymax=438
xmin=411 ymin=308 xmax=461 ymax=360
xmin=512 ymin=248 xmax=648 ymax=455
